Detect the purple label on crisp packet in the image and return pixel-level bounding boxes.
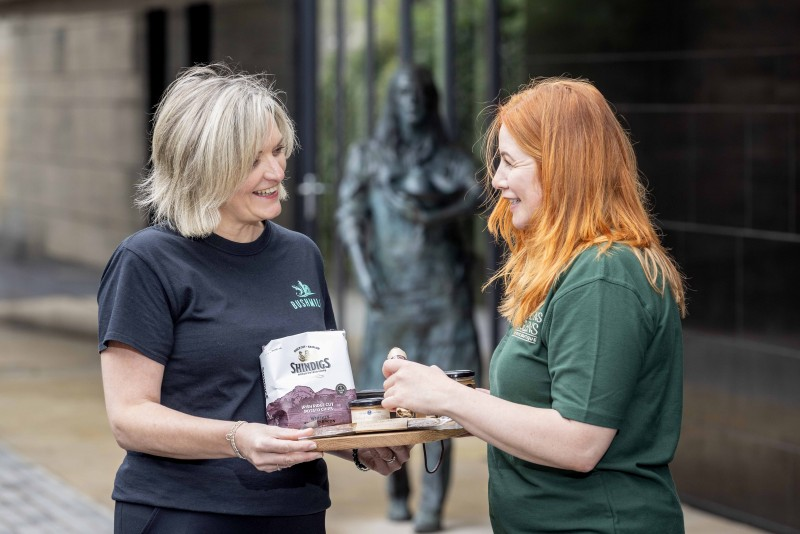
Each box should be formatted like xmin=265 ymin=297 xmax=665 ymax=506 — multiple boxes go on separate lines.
xmin=266 ymin=384 xmax=355 ymax=428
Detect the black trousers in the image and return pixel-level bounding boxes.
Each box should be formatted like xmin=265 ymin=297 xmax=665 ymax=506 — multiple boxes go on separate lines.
xmin=114 ymin=501 xmax=326 ymax=534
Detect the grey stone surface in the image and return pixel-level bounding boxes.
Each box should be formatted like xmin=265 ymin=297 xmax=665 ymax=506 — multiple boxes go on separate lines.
xmin=0 ymin=444 xmax=112 ymax=534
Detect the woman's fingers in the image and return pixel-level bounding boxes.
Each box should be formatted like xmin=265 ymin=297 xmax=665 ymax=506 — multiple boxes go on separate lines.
xmin=355 ymin=447 xmax=406 ymax=476
xmin=263 ymin=424 xmax=316 ymax=442
xmin=238 ymin=423 xmax=323 ymax=472
xmin=359 ymin=445 xmax=413 ymax=475
xmin=383 ymin=360 xmax=445 ymax=413
xmin=257 ymin=426 xmax=318 ymax=451
xmin=387 ymin=445 xmax=412 ymax=464
xmin=251 ymin=448 xmax=324 ymax=473
xmin=382 ymin=357 xmax=405 ymax=378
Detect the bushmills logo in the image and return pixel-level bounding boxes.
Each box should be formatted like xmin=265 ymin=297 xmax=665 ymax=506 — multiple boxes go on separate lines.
xmin=289 ymin=280 xmax=323 ymax=310
xmin=292 ymin=281 xmax=315 ymax=298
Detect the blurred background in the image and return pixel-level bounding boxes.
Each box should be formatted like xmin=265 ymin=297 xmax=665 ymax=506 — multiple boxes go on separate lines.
xmin=0 ymin=0 xmax=797 ymax=533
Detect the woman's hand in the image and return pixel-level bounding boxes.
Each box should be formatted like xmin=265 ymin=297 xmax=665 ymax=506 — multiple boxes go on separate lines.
xmin=381 ymin=359 xmax=466 ymax=419
xmin=235 ymin=423 xmax=323 ymax=473
xmin=353 ymin=446 xmax=412 ymax=475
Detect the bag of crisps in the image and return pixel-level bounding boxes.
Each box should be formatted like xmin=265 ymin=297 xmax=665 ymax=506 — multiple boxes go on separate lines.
xmin=260 ymin=330 xmax=356 ymax=428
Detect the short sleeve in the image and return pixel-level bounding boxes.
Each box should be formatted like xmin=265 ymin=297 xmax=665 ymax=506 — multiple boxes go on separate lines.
xmin=97 ymin=246 xmax=175 ymax=364
xmin=547 ymin=279 xmax=651 ymax=429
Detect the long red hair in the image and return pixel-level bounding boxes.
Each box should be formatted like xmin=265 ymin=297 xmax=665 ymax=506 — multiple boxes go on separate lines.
xmin=483 ymin=77 xmax=686 ymax=327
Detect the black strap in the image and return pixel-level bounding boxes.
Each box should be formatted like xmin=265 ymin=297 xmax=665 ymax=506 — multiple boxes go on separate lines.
xmin=422 ymin=440 xmax=444 ymax=474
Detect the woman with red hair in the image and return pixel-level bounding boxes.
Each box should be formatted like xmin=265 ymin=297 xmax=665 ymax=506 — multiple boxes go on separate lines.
xmin=383 ymin=77 xmax=687 ymax=533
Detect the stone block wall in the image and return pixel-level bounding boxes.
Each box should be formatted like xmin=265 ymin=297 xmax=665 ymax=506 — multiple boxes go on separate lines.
xmin=0 ymin=10 xmax=147 ymax=267
xmin=0 ymin=0 xmax=295 ymax=269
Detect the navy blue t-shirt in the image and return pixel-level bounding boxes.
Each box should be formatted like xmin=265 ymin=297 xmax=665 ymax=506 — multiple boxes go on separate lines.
xmin=97 ymin=222 xmax=336 ymax=516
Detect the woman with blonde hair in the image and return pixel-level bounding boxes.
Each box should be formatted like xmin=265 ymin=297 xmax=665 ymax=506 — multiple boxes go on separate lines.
xmin=98 ymin=64 xmax=409 ymax=533
xmin=383 ymin=77 xmax=686 ymax=533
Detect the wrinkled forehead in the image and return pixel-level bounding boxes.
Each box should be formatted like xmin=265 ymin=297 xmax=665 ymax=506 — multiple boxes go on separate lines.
xmin=497 ymin=124 xmax=528 ymax=159
xmin=259 ymin=107 xmax=290 ymax=146
xmin=497 ymin=124 xmax=515 ymax=148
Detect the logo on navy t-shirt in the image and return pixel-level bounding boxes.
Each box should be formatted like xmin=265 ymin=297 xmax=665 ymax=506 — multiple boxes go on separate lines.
xmin=292 ymin=280 xmax=315 ymax=297
xmin=289 ymin=280 xmax=322 ymax=309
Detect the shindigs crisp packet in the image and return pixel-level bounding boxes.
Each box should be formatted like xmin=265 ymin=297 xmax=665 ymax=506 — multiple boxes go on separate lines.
xmin=260 ymin=330 xmax=356 ymax=429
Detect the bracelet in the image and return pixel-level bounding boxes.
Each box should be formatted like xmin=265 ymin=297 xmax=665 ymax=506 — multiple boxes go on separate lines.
xmin=226 ymin=420 xmax=247 ymax=460
xmin=352 ymin=449 xmax=369 ymax=471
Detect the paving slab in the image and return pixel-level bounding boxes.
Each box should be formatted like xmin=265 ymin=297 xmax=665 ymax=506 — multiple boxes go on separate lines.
xmin=0 ymin=444 xmax=113 ymax=534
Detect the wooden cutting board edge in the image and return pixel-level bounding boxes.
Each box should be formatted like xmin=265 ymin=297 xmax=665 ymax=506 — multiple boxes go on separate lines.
xmin=310 ymin=427 xmax=471 ymax=451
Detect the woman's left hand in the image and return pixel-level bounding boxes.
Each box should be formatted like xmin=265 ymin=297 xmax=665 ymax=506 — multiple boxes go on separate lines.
xmin=353 ymin=446 xmax=412 ymax=475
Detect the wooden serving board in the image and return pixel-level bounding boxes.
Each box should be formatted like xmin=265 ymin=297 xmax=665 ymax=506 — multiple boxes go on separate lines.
xmin=310 ymin=427 xmax=470 ymax=451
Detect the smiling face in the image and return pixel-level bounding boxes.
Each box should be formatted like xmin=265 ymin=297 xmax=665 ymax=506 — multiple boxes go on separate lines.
xmin=492 ymin=125 xmax=543 ymax=230
xmin=216 ymin=125 xmax=287 ymax=242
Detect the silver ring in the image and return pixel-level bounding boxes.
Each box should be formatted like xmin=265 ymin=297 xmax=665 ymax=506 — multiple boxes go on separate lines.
xmin=386 ymin=455 xmax=397 ymax=464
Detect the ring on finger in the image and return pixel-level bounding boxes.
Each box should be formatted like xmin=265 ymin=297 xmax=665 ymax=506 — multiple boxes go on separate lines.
xmin=386 ymin=455 xmax=397 ymax=464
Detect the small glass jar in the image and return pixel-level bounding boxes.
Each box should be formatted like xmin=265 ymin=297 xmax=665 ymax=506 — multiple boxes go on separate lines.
xmin=356 ymin=389 xmax=385 ymax=400
xmin=349 ymin=397 xmax=391 ymax=423
xmin=445 ymin=369 xmax=476 ymax=388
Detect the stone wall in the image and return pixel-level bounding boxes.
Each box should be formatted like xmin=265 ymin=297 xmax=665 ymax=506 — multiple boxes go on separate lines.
xmin=0 ymin=0 xmax=294 ymax=269
xmin=0 ymin=9 xmax=146 ymax=267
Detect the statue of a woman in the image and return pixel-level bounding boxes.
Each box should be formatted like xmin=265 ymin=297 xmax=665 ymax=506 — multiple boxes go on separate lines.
xmin=337 ymin=64 xmax=481 ymax=533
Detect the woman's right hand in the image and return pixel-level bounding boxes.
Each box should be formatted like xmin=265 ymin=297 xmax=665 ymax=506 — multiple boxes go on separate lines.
xmin=235 ymin=423 xmax=323 ymax=473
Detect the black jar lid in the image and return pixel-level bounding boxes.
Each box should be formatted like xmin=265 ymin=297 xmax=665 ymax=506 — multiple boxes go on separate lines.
xmin=445 ymin=369 xmax=475 ymax=379
xmin=356 ymin=389 xmax=385 ymax=399
xmin=349 ymin=397 xmax=385 ymax=408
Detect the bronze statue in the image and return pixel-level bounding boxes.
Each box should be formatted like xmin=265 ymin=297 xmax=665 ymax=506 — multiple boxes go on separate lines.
xmin=337 ymin=64 xmax=481 ymax=533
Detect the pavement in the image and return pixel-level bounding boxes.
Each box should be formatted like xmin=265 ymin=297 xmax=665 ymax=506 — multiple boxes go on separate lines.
xmin=0 ymin=256 xmax=770 ymax=533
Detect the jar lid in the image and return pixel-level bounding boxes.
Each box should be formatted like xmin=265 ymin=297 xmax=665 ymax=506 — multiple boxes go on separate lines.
xmin=445 ymin=369 xmax=475 ymax=379
xmin=349 ymin=397 xmax=384 ymax=408
xmin=356 ymin=389 xmax=385 ymax=399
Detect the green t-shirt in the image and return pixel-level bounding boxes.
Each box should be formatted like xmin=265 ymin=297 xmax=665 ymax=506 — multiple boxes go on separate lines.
xmin=488 ymin=245 xmax=684 ymax=534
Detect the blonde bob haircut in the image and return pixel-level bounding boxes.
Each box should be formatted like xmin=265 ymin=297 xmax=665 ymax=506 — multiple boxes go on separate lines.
xmin=137 ymin=63 xmax=296 ymax=237
xmin=483 ymin=77 xmax=686 ymax=327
